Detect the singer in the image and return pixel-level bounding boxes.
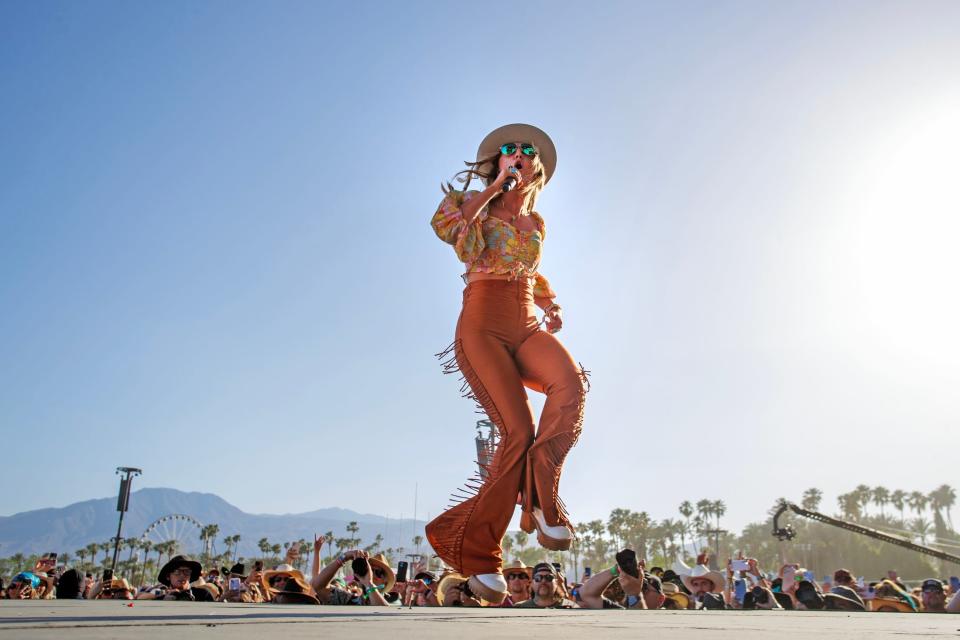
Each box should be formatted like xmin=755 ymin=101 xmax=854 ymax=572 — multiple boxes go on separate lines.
xmin=426 ymin=123 xmax=590 ymax=604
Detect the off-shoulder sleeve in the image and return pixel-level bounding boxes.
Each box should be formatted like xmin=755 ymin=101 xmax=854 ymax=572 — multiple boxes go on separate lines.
xmin=430 ymin=189 xmax=485 ymax=263
xmin=533 ymin=272 xmax=556 ymax=299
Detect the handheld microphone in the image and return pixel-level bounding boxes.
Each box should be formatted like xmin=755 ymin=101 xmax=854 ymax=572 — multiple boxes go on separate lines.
xmin=501 ymin=163 xmax=522 ymax=192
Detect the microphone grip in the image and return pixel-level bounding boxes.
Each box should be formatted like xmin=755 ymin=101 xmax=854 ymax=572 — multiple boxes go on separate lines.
xmin=501 ymin=177 xmax=517 ymax=192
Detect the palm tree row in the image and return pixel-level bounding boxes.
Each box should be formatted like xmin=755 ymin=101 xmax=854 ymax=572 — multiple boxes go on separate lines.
xmin=832 ymin=484 xmax=956 ymax=530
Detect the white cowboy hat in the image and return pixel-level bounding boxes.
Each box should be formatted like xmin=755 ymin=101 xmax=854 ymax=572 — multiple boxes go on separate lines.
xmin=475 ymin=123 xmax=557 ymax=186
xmin=681 ymin=563 xmax=725 ymax=594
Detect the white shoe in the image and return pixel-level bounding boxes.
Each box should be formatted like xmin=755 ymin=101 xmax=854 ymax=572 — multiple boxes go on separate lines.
xmin=475 ymin=573 xmax=507 ymax=592
xmin=533 ymin=507 xmax=572 ymax=540
xmin=467 ymin=573 xmax=508 ymax=604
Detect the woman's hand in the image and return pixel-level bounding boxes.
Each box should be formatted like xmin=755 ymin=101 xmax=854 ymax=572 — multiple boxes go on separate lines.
xmin=544 ymin=306 xmax=563 ymax=333
xmin=493 ymin=164 xmax=522 ymax=191
xmin=313 ymin=534 xmax=325 ymax=554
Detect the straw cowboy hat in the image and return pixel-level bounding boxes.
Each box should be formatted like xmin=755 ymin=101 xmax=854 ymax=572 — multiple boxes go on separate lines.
xmin=502 ymin=560 xmax=534 ymax=579
xmin=367 ymin=553 xmax=396 ymax=593
xmin=263 ymin=563 xmax=307 ymax=585
xmin=681 ymin=561 xmax=725 ymax=593
xmin=661 ymin=582 xmax=691 ymax=609
xmin=270 ymin=573 xmax=320 ymax=605
xmin=476 ymin=123 xmax=558 ymax=186
xmin=435 ymin=572 xmax=469 ymax=606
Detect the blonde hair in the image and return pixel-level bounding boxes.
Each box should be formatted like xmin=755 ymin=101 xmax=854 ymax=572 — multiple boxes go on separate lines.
xmin=443 ymin=150 xmax=547 ymax=215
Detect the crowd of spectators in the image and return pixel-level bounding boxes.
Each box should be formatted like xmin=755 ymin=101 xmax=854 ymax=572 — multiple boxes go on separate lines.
xmin=4 ymin=540 xmax=960 ymax=614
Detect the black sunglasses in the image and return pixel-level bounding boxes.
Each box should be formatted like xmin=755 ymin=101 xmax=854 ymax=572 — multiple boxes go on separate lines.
xmin=534 ymin=574 xmax=555 ymax=583
xmin=507 ymin=572 xmax=530 ymax=581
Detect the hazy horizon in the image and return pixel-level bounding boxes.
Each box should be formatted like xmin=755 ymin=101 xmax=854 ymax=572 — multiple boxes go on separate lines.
xmin=2 ymin=1 xmax=958 ymax=536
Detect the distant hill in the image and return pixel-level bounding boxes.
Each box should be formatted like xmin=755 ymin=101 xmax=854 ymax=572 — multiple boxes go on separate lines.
xmin=0 ymin=487 xmax=427 ymax=558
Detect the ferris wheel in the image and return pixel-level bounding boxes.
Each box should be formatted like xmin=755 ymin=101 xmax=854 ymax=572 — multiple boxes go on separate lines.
xmin=141 ymin=514 xmax=205 ymax=554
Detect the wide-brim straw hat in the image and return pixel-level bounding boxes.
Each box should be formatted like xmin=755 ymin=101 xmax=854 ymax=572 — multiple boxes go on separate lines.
xmin=272 ymin=584 xmax=321 ymax=604
xmin=263 ymin=564 xmax=308 ymax=585
xmin=681 ymin=563 xmax=725 ymax=593
xmin=158 ymin=555 xmax=202 ymax=587
xmin=476 ymin=123 xmax=557 ymax=186
xmin=661 ymin=582 xmax=691 ymax=609
xmin=367 ymin=554 xmax=396 ymax=593
xmin=870 ymin=597 xmax=916 ymax=613
xmin=435 ymin=572 xmax=469 ymax=606
xmin=502 ymin=560 xmax=534 ymax=579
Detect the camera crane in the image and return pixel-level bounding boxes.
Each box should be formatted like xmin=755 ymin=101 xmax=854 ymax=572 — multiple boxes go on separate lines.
xmin=771 ymin=500 xmax=960 ymax=566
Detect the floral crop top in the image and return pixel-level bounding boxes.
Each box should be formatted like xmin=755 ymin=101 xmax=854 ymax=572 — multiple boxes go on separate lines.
xmin=431 ymin=189 xmax=556 ymax=299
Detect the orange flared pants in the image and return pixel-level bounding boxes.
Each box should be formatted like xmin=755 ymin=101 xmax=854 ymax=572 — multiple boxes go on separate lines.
xmin=426 ymin=279 xmax=588 ymax=576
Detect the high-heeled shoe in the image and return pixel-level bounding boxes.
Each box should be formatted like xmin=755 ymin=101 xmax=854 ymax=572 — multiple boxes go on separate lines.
xmin=521 ymin=507 xmax=573 ymax=551
xmin=466 ymin=573 xmax=508 ymax=604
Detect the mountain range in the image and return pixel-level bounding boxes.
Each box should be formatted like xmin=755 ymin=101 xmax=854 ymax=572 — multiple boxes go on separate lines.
xmin=0 ymin=487 xmax=427 ymax=558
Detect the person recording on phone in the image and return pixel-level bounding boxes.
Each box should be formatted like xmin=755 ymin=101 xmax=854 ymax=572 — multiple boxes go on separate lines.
xmin=311 ymin=549 xmax=388 ymax=606
xmin=726 ymin=557 xmax=781 ymax=610
xmin=578 ymin=549 xmax=661 ymax=610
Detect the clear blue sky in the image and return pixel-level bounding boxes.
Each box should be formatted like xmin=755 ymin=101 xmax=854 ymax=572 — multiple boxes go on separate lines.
xmin=2 ymin=1 xmax=958 ymax=534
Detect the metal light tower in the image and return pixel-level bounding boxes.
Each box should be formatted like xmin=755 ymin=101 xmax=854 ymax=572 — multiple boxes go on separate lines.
xmin=110 ymin=467 xmax=142 ymax=573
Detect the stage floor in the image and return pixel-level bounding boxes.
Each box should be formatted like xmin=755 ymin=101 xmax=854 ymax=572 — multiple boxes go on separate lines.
xmin=1 ymin=600 xmax=956 ymax=639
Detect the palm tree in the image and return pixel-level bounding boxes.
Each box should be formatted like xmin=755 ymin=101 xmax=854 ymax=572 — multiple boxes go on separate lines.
xmin=515 ymin=531 xmax=529 ymax=556
xmin=85 ymin=542 xmax=99 ymax=569
xmin=346 ymin=521 xmax=361 ymax=549
xmin=676 ymin=518 xmax=689 ymax=559
xmin=75 ymin=548 xmax=88 ymax=570
xmin=872 ymin=486 xmax=890 ymax=519
xmin=411 ymin=535 xmax=423 ymax=555
xmin=890 ymin=490 xmax=907 ymax=523
xmin=801 ymin=488 xmax=823 ymax=511
xmin=501 ymin=533 xmax=515 ymax=562
xmin=910 ymin=517 xmax=932 ymax=545
xmin=607 ymin=508 xmax=630 ymax=550
xmin=696 ymin=499 xmax=712 ymax=525
xmin=939 ymin=484 xmax=956 ymax=528
xmin=930 ymin=485 xmax=957 ymax=528
xmin=324 ymin=531 xmax=334 ymax=562
xmin=854 ymin=485 xmax=872 ymax=516
xmin=258 ymin=538 xmax=271 ymax=559
xmin=837 ymin=492 xmax=861 ymax=520
xmin=660 ymin=519 xmax=678 ymax=561
xmin=125 ymin=537 xmax=140 ymax=571
xmin=712 ymin=500 xmax=726 ymax=531
xmin=908 ymin=491 xmax=928 ymax=517
xmin=233 ymin=534 xmax=242 ymax=562
xmin=139 ymin=540 xmax=154 ymax=585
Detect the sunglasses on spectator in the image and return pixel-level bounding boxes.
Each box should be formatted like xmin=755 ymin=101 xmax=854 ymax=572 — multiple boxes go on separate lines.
xmin=534 ymin=574 xmax=555 ymax=583
xmin=499 ymin=142 xmax=538 ymax=157
xmin=507 ymin=573 xmax=530 ymax=581
xmin=170 ymin=568 xmax=193 ymax=578
xmin=373 ymin=569 xmax=387 ymax=579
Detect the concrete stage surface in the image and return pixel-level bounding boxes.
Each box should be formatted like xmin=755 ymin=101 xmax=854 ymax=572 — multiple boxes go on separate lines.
xmin=1 ymin=601 xmax=958 ymax=639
